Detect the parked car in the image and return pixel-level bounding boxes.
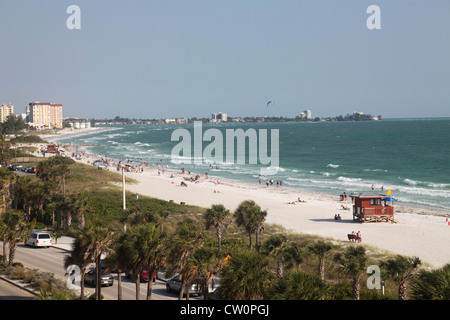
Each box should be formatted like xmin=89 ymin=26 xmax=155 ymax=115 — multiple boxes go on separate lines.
xmin=26 ymin=232 xmax=52 ymax=248
xmin=204 ymin=287 xmax=221 ymax=300
xmin=140 ymin=268 xmax=158 ymax=282
xmin=166 ymin=275 xmax=202 ymax=296
xmin=125 ymin=268 xmax=157 ymax=282
xmin=25 ymin=167 xmax=37 ymax=174
xmin=84 ymin=268 xmax=114 ymax=287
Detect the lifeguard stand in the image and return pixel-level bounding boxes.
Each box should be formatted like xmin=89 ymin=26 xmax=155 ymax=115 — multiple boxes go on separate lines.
xmin=350 ymin=192 xmax=395 ymax=223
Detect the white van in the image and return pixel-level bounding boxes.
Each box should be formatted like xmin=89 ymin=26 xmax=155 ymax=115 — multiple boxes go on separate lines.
xmin=27 ymin=232 xmax=52 ymax=248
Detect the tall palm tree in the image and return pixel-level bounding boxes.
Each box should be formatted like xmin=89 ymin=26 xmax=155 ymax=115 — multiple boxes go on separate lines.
xmin=0 ymin=167 xmax=15 ymax=214
xmin=338 ymin=246 xmax=367 ymax=300
xmin=204 ymin=204 xmax=231 ymax=253
xmin=410 ymin=263 xmax=450 ymax=300
xmin=0 ymin=219 xmax=8 ymax=264
xmin=261 ymin=234 xmax=289 ymax=278
xmin=0 ymin=209 xmax=35 ymax=266
xmin=220 ymin=248 xmax=273 ymax=300
xmin=165 ymin=218 xmax=205 ymax=300
xmin=104 ymin=236 xmax=130 ymax=301
xmin=307 ymin=240 xmax=333 ymax=281
xmin=0 ymin=136 xmax=11 ymax=167
xmin=234 ymin=200 xmax=267 ymax=251
xmin=125 ymin=223 xmax=166 ymax=300
xmin=186 ymin=246 xmax=220 ymax=298
xmin=77 ymin=223 xmax=115 ymax=300
xmin=381 ymin=255 xmax=421 ymax=300
xmin=64 ymin=235 xmax=92 ymax=300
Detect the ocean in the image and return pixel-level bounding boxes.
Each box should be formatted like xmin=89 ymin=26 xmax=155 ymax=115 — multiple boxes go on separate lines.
xmin=55 ymin=118 xmax=450 ymax=211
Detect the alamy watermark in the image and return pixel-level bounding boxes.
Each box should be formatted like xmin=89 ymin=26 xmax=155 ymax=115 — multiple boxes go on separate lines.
xmin=170 ymin=121 xmax=280 ymax=176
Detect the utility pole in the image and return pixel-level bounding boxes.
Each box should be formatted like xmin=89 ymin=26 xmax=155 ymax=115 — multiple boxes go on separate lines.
xmin=122 ymin=167 xmax=127 ymax=233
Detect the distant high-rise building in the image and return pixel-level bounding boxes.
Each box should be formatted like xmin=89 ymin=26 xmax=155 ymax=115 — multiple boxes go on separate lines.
xmin=26 ymin=102 xmax=63 ymax=129
xmin=299 ymin=109 xmax=311 ymax=120
xmin=211 ymin=112 xmax=227 ymax=122
xmin=305 ymin=110 xmax=312 ymax=119
xmin=0 ymin=104 xmax=14 ymax=123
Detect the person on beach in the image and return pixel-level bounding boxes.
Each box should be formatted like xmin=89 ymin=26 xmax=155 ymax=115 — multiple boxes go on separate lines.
xmin=356 ymin=231 xmax=362 ymax=243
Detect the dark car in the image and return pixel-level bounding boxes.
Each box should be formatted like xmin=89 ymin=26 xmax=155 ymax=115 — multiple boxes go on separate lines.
xmin=25 ymin=167 xmax=37 ymax=174
xmin=84 ymin=268 xmax=114 ymax=287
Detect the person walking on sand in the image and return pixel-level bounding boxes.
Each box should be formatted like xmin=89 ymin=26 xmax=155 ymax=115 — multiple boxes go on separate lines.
xmin=356 ymin=231 xmax=362 ymax=243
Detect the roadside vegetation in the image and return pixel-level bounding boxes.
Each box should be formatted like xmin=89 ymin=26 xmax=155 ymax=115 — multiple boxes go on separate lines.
xmin=0 ymin=133 xmax=448 ymax=300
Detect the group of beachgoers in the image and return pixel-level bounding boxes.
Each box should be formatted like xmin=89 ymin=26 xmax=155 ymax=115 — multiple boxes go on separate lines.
xmin=259 ymin=177 xmax=283 ymax=188
xmin=351 ymin=231 xmax=362 ymax=243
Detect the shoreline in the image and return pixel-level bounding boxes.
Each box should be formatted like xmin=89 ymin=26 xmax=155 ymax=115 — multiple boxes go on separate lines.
xmin=37 ymin=127 xmax=450 ymax=268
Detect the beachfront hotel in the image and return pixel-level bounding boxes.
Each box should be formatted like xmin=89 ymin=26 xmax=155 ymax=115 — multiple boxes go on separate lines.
xmin=0 ymin=104 xmax=14 ymax=123
xmin=26 ymin=102 xmax=63 ymax=129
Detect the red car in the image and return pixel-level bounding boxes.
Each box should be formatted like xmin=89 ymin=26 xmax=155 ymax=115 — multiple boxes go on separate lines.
xmin=141 ymin=268 xmax=158 ymax=282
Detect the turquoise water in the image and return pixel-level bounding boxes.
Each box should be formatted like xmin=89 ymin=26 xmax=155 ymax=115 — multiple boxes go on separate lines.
xmin=56 ymin=118 xmax=450 ymax=210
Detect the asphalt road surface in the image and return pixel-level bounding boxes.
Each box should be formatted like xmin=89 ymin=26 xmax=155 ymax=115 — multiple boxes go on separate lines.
xmin=5 ymin=243 xmax=202 ymax=300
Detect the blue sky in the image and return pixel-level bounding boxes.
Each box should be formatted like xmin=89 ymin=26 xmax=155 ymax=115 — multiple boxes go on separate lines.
xmin=1 ymin=1 xmax=449 ymax=119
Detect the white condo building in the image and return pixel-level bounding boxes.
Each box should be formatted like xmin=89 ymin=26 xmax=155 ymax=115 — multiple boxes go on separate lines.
xmin=26 ymin=102 xmax=63 ymax=129
xmin=0 ymin=104 xmax=14 ymax=123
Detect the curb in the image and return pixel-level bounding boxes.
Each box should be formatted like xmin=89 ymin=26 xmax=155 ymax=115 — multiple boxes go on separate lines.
xmin=0 ymin=275 xmax=38 ymax=297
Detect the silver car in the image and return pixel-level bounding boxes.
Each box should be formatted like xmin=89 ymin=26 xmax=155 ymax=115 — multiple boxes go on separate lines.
xmin=84 ymin=269 xmax=114 ymax=287
xmin=166 ymin=275 xmax=201 ymax=296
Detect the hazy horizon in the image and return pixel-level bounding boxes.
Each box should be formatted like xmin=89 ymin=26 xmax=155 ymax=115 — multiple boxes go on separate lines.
xmin=1 ymin=1 xmax=449 ymax=120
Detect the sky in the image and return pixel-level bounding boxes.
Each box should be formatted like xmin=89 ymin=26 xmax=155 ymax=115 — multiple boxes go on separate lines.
xmin=1 ymin=0 xmax=449 ymax=119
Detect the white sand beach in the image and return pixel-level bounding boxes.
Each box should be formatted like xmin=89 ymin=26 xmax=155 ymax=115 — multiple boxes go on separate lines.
xmin=39 ymin=128 xmax=450 ymax=269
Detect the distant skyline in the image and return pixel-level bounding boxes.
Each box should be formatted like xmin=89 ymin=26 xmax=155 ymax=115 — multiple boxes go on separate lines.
xmin=1 ymin=1 xmax=449 ymax=119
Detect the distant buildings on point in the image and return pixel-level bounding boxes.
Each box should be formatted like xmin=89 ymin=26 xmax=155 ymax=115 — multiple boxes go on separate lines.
xmin=0 ymin=104 xmax=14 ymax=123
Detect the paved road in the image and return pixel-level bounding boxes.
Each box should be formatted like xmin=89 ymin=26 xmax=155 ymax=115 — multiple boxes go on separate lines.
xmin=5 ymin=242 xmax=202 ymax=300
xmin=0 ymin=278 xmax=35 ymax=300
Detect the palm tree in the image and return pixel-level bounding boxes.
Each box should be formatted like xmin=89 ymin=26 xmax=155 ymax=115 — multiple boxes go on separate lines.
xmin=204 ymin=204 xmax=231 ymax=253
xmin=37 ymin=156 xmax=75 ymax=195
xmin=410 ymin=263 xmax=450 ymax=300
xmin=0 ymin=219 xmax=8 ymax=264
xmin=0 ymin=167 xmax=15 ymax=214
xmin=220 ymin=248 xmax=273 ymax=300
xmin=186 ymin=246 xmax=220 ymax=298
xmin=165 ymin=218 xmax=205 ymax=300
xmin=307 ymin=240 xmax=333 ymax=281
xmin=77 ymin=223 xmax=115 ymax=300
xmin=0 ymin=209 xmax=35 ymax=266
xmin=64 ymin=235 xmax=92 ymax=300
xmin=0 ymin=136 xmax=11 ymax=166
xmin=270 ymin=269 xmax=330 ymax=300
xmin=381 ymin=255 xmax=421 ymax=300
xmin=125 ymin=223 xmax=166 ymax=300
xmin=261 ymin=234 xmax=289 ymax=278
xmin=338 ymin=246 xmax=367 ymax=300
xmin=234 ymin=200 xmax=267 ymax=251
